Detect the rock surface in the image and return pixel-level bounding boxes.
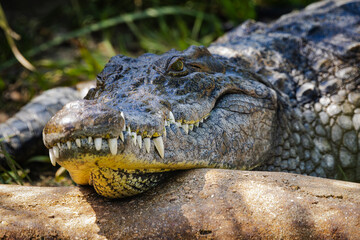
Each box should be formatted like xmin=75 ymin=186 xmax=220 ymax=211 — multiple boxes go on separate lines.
xmin=0 ymin=169 xmax=359 ymax=239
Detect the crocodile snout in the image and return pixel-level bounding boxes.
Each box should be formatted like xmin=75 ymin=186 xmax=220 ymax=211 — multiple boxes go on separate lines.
xmin=43 ymin=99 xmax=125 ymax=149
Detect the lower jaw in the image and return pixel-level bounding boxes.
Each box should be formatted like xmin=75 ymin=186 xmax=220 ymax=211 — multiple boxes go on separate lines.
xmin=56 ymin=153 xmax=177 ymax=198
xmin=89 ymin=167 xmax=169 ymax=198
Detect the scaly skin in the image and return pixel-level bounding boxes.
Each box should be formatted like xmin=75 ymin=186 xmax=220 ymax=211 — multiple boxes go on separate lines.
xmin=0 ymin=87 xmax=81 ymax=163
xmin=43 ymin=46 xmax=285 ymax=198
xmin=209 ymin=0 xmax=360 ymax=181
xmin=2 ymin=0 xmax=359 ymax=198
xmin=42 ymin=0 xmax=360 ymax=198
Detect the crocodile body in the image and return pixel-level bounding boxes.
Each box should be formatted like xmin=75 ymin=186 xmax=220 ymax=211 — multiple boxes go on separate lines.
xmin=2 ymin=0 xmax=360 ymax=198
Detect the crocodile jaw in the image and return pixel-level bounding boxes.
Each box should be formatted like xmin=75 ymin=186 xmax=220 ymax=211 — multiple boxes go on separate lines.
xmin=42 ymin=46 xmax=281 ymax=198
xmin=43 ymin=92 xmax=278 ymax=198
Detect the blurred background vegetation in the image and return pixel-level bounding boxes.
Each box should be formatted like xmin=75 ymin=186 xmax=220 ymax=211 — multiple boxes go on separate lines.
xmin=0 ymin=0 xmax=317 ymax=184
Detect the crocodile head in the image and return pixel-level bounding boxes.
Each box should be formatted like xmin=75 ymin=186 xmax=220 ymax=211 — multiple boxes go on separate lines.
xmin=43 ymin=46 xmax=283 ymax=198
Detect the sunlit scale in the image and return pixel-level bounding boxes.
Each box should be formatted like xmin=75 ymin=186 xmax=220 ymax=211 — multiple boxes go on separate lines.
xmin=47 ymin=111 xmax=209 ymax=166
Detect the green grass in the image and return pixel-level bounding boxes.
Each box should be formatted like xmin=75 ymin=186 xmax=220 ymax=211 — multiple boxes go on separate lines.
xmin=0 ymin=140 xmax=31 ymax=184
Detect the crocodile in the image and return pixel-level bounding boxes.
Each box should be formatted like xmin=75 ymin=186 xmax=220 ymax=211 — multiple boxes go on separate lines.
xmin=2 ymin=0 xmax=360 ymax=198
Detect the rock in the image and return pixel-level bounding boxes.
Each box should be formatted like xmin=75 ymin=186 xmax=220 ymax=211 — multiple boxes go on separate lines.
xmin=326 ymin=104 xmax=341 ymax=116
xmin=314 ymin=138 xmax=331 ymax=153
xmin=339 ymin=148 xmax=356 ymax=168
xmin=355 ymin=108 xmax=360 ymax=114
xmin=353 ymin=114 xmax=360 ymax=131
xmin=343 ymin=131 xmax=357 ymax=153
xmin=321 ymin=154 xmax=335 ymax=171
xmin=319 ymin=111 xmax=329 ymax=125
xmin=331 ymin=124 xmax=343 ymax=143
xmin=0 ymin=170 xmax=359 ymax=239
xmin=315 ymin=125 xmax=326 ymax=136
xmin=348 ymin=92 xmax=360 ymax=107
xmin=337 ymin=115 xmax=353 ymax=130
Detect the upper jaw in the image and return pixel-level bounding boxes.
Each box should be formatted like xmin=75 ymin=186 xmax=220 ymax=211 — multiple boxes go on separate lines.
xmin=42 ymin=97 xmax=212 ymax=168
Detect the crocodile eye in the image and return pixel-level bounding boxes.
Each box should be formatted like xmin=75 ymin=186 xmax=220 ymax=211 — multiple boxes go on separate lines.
xmin=170 ymin=59 xmax=184 ymax=71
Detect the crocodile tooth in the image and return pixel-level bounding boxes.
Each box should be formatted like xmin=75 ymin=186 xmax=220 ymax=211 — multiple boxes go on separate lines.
xmin=53 ymin=146 xmax=60 ymax=158
xmin=195 ymin=122 xmax=199 ymax=127
xmin=144 ymin=138 xmax=150 ymax=153
xmin=120 ymin=132 xmax=124 ymax=141
xmin=137 ymin=136 xmax=142 ymax=149
xmin=164 ymin=127 xmax=167 ymax=138
xmin=165 ymin=120 xmax=168 ymax=127
xmin=175 ymin=122 xmax=181 ymax=127
xmin=168 ymin=111 xmax=175 ymax=123
xmin=57 ymin=142 xmax=61 ymax=148
xmin=182 ymin=124 xmax=189 ymax=134
xmin=127 ymin=127 xmax=131 ymax=135
xmin=108 ymin=138 xmax=118 ymax=155
xmin=131 ymin=132 xmax=137 ymax=146
xmin=49 ymin=148 xmax=56 ymax=166
xmin=189 ymin=124 xmax=194 ymax=131
xmin=200 ymin=119 xmax=203 ymax=123
xmin=88 ymin=137 xmax=93 ymax=144
xmin=94 ymin=138 xmax=102 ymax=151
xmin=153 ymin=137 xmax=164 ymax=158
xmin=76 ymin=138 xmax=81 ymax=147
xmin=66 ymin=141 xmax=71 ymax=149
xmin=121 ymin=112 xmax=126 ymax=131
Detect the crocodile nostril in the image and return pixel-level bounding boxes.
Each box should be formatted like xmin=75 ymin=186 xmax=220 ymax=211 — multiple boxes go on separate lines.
xmin=43 ymin=100 xmax=125 ymax=147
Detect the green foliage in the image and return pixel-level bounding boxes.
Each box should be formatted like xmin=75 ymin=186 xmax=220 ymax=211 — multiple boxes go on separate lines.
xmin=0 ymin=140 xmax=31 ymax=184
xmin=0 ymin=0 xmax=318 ymax=97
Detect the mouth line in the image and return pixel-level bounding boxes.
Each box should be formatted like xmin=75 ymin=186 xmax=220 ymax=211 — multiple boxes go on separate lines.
xmin=46 ymin=109 xmax=211 ymax=167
